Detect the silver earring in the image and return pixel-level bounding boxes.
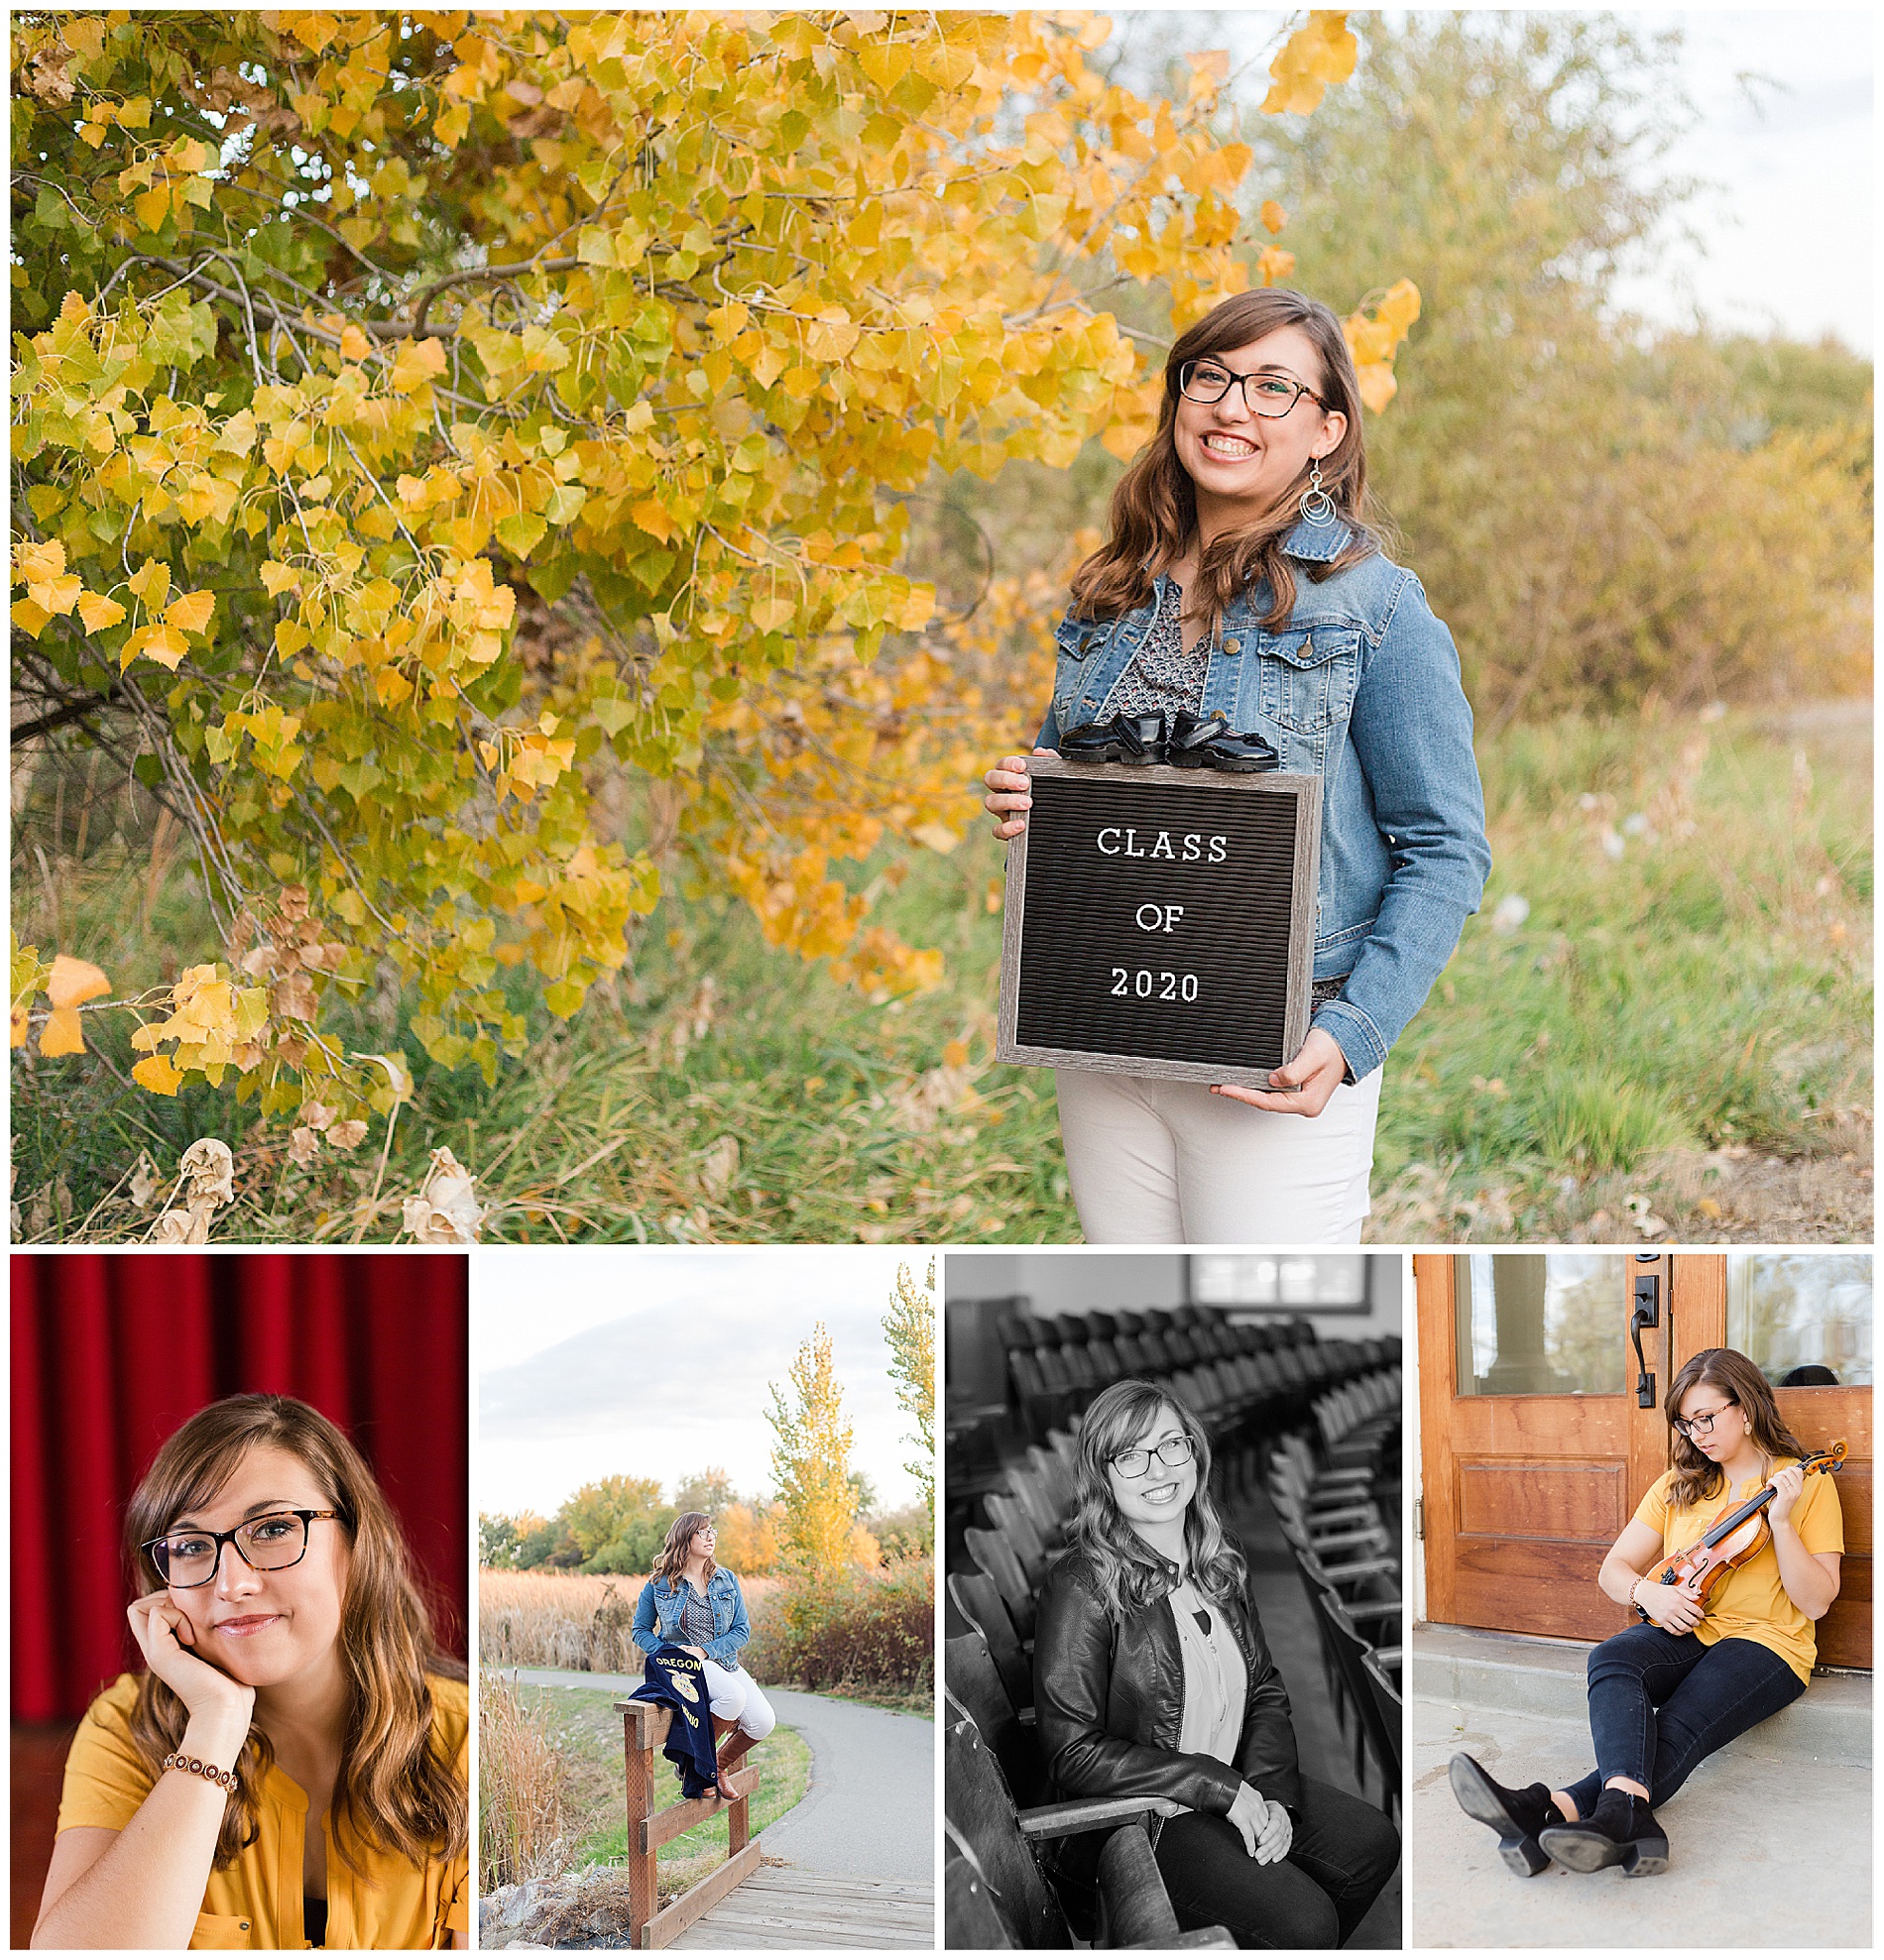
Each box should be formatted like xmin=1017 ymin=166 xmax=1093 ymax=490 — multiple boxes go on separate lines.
xmin=1298 ymin=460 xmax=1337 ymax=525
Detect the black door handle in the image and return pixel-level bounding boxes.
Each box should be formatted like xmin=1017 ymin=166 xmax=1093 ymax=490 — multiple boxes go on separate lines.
xmin=1630 ymin=1270 xmax=1660 ymax=1409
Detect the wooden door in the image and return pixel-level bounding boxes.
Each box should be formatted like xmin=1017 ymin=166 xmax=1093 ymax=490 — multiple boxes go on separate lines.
xmin=1417 ymin=1251 xmax=1667 ymax=1641
xmin=1418 ymin=1252 xmax=1872 ymax=1667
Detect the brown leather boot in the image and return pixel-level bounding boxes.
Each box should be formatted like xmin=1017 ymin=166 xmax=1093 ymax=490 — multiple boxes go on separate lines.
xmin=717 ymin=1727 xmax=758 ymax=1782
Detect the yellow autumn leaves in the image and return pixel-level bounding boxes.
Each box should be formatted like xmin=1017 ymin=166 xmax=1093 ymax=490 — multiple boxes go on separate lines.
xmin=1347 ymin=279 xmax=1424 ymax=411
xmin=127 ymin=966 xmax=271 ymax=1095
xmin=11 ymin=534 xmax=217 ymax=670
xmin=12 ymin=936 xmax=271 ymax=1093
xmin=1262 ymin=11 xmax=1360 ymax=116
xmin=12 ymin=5 xmax=1410 ymax=1123
xmin=10 ymin=949 xmax=110 ymax=1056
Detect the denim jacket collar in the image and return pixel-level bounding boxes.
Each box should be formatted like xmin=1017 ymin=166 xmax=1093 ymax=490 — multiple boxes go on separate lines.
xmin=1280 ymin=514 xmax=1354 ymax=562
xmin=654 ymin=1567 xmax=735 ymax=1601
xmin=1139 ymin=515 xmax=1354 ymax=574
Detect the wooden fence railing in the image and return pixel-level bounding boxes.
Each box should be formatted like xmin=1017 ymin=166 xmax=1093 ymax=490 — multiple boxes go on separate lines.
xmin=616 ymin=1701 xmax=763 ymax=1950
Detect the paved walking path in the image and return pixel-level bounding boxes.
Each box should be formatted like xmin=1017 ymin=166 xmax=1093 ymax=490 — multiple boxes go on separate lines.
xmin=509 ymin=1671 xmax=934 ymax=1881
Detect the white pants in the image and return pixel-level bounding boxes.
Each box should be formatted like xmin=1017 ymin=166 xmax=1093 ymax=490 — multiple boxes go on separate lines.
xmin=1054 ymin=1065 xmax=1383 ymax=1245
xmin=701 ymin=1658 xmax=776 ymax=1740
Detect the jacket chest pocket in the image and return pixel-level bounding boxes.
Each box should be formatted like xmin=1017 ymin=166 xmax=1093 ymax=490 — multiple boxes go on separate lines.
xmin=1053 ymin=618 xmax=1113 ymax=725
xmin=1258 ymin=625 xmax=1362 ymax=733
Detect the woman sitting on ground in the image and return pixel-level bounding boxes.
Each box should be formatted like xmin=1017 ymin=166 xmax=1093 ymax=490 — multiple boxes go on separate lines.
xmin=1033 ymin=1377 xmax=1398 ymax=1948
xmin=1451 ymin=1347 xmax=1843 ymax=1877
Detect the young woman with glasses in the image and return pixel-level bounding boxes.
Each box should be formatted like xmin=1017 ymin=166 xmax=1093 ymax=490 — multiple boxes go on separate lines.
xmin=1450 ymin=1347 xmax=1843 ymax=1878
xmin=984 ymin=288 xmax=1489 ymax=1244
xmin=631 ymin=1511 xmax=776 ymax=1787
xmin=1033 ymin=1378 xmax=1398 ymax=1947
xmin=34 ymin=1395 xmax=468 ymax=1948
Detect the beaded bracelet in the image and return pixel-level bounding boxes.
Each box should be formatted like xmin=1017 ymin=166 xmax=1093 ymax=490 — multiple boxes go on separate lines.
xmin=163 ymin=1752 xmax=238 ymax=1794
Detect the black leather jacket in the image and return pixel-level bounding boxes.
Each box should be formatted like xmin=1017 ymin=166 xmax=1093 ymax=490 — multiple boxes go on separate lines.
xmin=1033 ymin=1546 xmax=1302 ymax=1816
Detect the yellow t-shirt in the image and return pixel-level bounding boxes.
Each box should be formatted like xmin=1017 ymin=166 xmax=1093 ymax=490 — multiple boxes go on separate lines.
xmin=57 ymin=1672 xmax=470 ymax=1949
xmin=1631 ymin=1459 xmax=1844 ymax=1683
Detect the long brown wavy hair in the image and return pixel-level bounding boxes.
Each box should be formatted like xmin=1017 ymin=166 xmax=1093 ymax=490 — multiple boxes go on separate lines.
xmin=123 ymin=1395 xmax=467 ymax=1874
xmin=1069 ymin=1379 xmax=1246 ymax=1618
xmin=1070 ymin=288 xmax=1389 ymax=634
xmin=651 ymin=1510 xmax=719 ymax=1587
xmin=1664 ymin=1348 xmax=1811 ymax=1509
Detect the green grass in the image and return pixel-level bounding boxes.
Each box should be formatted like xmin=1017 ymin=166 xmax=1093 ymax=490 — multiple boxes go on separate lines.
xmin=773 ymin=1678 xmax=935 ymax=1717
xmin=1370 ymin=704 xmax=1871 ymax=1237
xmin=11 ymin=703 xmax=1870 ymax=1242
xmin=518 ymin=1682 xmax=811 ymax=1897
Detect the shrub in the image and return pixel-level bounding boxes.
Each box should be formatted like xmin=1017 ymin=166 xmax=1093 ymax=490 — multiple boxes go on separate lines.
xmin=868 ymin=1504 xmax=936 ymax=1563
xmin=746 ymin=1559 xmax=933 ymax=1696
xmin=478 ymin=1670 xmax=570 ymax=1894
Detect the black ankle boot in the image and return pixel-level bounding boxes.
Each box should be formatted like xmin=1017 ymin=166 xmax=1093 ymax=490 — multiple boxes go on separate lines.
xmin=1540 ymin=1787 xmax=1670 ymax=1877
xmin=1448 ymin=1753 xmax=1557 ymax=1877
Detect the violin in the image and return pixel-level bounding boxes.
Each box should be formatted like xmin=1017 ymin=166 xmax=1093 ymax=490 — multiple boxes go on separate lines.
xmin=1646 ymin=1440 xmax=1846 ymax=1617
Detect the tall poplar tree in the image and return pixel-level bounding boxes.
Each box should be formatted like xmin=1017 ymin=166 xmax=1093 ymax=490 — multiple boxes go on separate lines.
xmin=883 ymin=1259 xmax=936 ymax=1527
xmin=765 ymin=1322 xmax=858 ymax=1572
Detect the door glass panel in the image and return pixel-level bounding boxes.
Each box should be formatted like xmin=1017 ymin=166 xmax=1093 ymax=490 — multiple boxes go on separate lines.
xmin=1454 ymin=1253 xmax=1627 ymax=1395
xmin=1727 ymin=1253 xmax=1873 ymax=1387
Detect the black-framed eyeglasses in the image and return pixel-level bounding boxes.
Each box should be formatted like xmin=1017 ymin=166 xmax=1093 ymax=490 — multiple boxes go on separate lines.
xmin=1110 ymin=1435 xmax=1195 ymax=1479
xmin=1178 ymin=359 xmax=1328 ymax=416
xmin=143 ymin=1509 xmax=339 ymax=1588
xmin=1671 ymin=1401 xmax=1737 ymax=1441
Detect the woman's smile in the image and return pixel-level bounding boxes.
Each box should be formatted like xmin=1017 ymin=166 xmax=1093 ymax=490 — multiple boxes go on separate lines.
xmin=1141 ymin=1479 xmax=1184 ymax=1505
xmin=211 ymin=1612 xmax=285 ymax=1639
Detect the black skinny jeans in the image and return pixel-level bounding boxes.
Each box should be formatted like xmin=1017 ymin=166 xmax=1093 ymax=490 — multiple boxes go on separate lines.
xmin=1154 ymin=1775 xmax=1400 ymax=1949
xmin=1559 ymin=1624 xmax=1805 ymax=1818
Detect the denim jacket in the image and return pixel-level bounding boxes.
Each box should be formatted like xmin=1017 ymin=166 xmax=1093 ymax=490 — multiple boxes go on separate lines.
xmin=632 ymin=1568 xmax=751 ymax=1671
xmin=1035 ymin=517 xmax=1491 ymax=1080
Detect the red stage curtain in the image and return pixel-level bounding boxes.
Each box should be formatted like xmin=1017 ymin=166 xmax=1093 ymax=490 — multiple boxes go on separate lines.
xmin=10 ymin=1253 xmax=468 ymax=1723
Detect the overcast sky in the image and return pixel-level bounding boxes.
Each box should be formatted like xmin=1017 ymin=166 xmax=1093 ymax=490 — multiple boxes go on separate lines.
xmin=475 ymin=1249 xmax=931 ymax=1520
xmin=1116 ymin=7 xmax=1872 ymax=352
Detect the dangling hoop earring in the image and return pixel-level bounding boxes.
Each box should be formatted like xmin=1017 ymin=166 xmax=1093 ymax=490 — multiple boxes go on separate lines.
xmin=1298 ymin=459 xmax=1338 ymax=525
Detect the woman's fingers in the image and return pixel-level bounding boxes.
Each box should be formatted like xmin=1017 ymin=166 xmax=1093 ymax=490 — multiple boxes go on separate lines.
xmin=127 ymin=1591 xmax=176 ymax=1652
xmin=983 ymin=760 xmax=1033 ymax=839
xmin=1212 ymin=1029 xmax=1347 ymax=1116
xmin=1252 ymin=1801 xmax=1290 ymax=1864
xmin=1209 ymin=1079 xmax=1334 ymax=1117
xmin=986 ymin=749 xmax=1055 ymax=838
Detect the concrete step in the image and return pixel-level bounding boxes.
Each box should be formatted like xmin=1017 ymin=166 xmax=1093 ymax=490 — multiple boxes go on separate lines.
xmin=1414 ymin=1621 xmax=1871 ymax=1769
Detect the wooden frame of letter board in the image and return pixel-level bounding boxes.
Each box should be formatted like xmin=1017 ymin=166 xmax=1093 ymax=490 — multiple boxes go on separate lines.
xmin=997 ymin=755 xmax=1321 ymax=1089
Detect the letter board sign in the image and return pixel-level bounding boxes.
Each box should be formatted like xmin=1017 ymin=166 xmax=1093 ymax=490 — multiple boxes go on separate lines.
xmin=997 ymin=757 xmax=1321 ymax=1088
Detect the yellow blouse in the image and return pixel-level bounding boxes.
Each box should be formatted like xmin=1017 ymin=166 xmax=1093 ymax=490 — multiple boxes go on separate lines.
xmin=57 ymin=1672 xmax=470 ymax=1949
xmin=1632 ymin=1460 xmax=1844 ymax=1683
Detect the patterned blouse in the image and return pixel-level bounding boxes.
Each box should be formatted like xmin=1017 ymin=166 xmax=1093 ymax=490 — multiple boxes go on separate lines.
xmin=1098 ymin=577 xmax=1208 ymax=721
xmin=678 ymin=1579 xmax=718 ymax=1649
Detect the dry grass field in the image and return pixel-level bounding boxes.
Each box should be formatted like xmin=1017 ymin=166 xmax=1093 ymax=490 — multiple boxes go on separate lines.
xmin=478 ymin=1568 xmax=783 ymax=1674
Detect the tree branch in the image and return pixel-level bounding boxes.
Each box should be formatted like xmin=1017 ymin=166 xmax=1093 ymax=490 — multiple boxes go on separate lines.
xmin=10 ymin=684 xmax=125 ymax=747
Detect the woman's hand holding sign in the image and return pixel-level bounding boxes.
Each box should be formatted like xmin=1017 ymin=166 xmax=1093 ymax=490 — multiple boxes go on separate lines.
xmin=984 ymin=749 xmax=1053 ymax=840
xmin=1212 ymin=1026 xmax=1350 ymax=1117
